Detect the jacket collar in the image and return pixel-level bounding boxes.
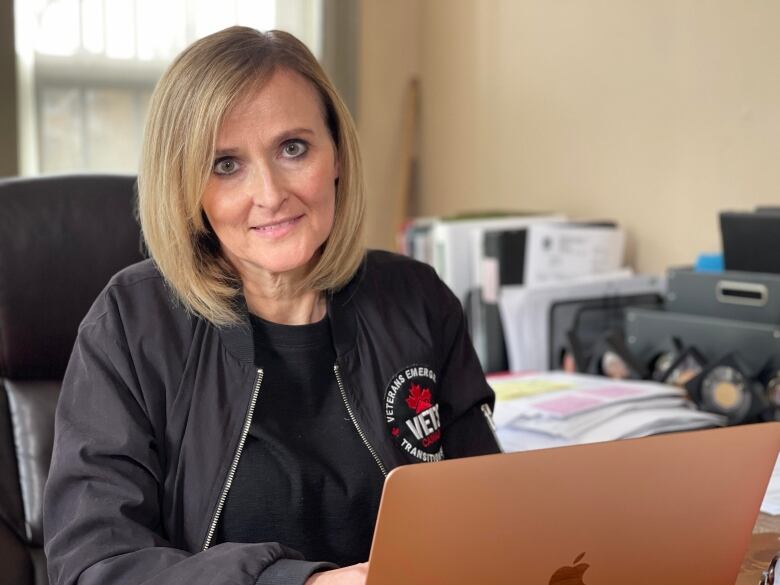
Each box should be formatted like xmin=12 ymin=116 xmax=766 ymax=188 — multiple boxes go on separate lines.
xmin=216 ymin=254 xmax=366 ymax=364
xmin=326 ymin=254 xmax=365 ymax=359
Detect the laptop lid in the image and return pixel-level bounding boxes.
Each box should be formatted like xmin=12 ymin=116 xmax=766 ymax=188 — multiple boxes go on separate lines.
xmin=366 ymin=423 xmax=780 ymax=585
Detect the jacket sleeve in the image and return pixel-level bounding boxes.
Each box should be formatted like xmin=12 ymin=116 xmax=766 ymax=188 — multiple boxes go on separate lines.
xmin=432 ymin=274 xmax=502 ymax=458
xmin=43 ymin=315 xmax=335 ymax=585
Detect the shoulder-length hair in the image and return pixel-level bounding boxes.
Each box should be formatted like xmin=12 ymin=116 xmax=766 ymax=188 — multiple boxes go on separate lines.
xmin=138 ymin=26 xmax=365 ymax=326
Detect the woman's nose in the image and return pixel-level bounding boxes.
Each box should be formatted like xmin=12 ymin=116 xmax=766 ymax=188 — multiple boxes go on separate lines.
xmin=248 ymin=165 xmax=287 ymax=210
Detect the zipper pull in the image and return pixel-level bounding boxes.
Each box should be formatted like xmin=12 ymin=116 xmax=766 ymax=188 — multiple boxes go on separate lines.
xmin=480 ymin=403 xmax=497 ymax=432
xmin=481 ymin=403 xmax=503 ymax=452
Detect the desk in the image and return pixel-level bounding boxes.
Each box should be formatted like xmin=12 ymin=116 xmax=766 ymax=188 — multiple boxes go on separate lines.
xmin=739 ymin=513 xmax=780 ymax=584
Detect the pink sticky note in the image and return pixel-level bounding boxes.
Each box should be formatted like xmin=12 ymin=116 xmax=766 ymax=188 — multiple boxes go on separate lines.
xmin=533 ymin=395 xmax=602 ymax=416
xmin=579 ymin=386 xmax=645 ymax=399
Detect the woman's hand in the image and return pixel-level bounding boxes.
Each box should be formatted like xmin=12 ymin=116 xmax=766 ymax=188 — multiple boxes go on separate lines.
xmin=305 ymin=563 xmax=369 ymax=585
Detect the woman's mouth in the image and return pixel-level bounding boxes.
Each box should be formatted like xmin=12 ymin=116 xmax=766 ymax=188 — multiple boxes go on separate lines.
xmin=250 ymin=215 xmax=303 ymax=239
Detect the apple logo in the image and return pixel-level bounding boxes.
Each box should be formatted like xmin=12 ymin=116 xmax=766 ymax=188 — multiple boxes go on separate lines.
xmin=548 ymin=552 xmax=589 ymax=585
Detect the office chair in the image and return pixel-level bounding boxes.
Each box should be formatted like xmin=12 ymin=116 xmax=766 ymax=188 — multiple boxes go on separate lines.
xmin=0 ymin=174 xmax=143 ymax=585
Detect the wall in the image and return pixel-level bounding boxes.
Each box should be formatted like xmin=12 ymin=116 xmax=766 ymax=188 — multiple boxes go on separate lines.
xmin=0 ymin=0 xmax=18 ymax=177
xmin=357 ymin=0 xmax=420 ymax=252
xmin=414 ymin=0 xmax=780 ymax=273
xmin=4 ymin=1 xmax=779 ymax=272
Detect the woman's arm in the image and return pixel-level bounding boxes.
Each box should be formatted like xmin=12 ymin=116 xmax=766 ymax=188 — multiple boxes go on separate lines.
xmin=44 ymin=317 xmax=333 ymax=585
xmin=305 ymin=563 xmax=368 ymax=585
xmin=432 ymin=272 xmax=502 ymax=458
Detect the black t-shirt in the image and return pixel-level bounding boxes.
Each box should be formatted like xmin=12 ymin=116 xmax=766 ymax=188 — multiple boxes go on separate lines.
xmin=215 ymin=313 xmax=385 ymax=566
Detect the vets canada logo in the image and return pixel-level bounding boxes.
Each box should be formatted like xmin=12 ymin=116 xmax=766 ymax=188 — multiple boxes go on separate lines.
xmin=384 ymin=365 xmax=443 ymax=462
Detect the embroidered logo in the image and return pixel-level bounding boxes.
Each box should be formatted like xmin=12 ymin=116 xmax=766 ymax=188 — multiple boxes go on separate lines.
xmin=384 ymin=365 xmax=443 ymax=462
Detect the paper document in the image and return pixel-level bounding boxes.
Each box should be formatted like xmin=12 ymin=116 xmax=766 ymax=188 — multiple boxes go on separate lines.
xmin=489 ymin=373 xmax=572 ymax=401
xmin=498 ymin=272 xmax=665 ymax=372
xmin=523 ymin=223 xmax=626 ymax=286
xmin=430 ymin=214 xmax=565 ymax=304
xmin=761 ymin=455 xmax=780 ymax=515
xmin=490 ymin=372 xmax=725 ymax=452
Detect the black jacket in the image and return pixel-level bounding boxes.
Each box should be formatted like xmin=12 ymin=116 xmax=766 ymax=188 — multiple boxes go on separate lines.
xmin=43 ymin=250 xmax=500 ymax=585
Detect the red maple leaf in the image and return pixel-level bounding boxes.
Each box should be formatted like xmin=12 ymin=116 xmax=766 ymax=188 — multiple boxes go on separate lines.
xmin=405 ymin=383 xmax=432 ymax=414
xmin=391 ymin=427 xmax=400 ymax=437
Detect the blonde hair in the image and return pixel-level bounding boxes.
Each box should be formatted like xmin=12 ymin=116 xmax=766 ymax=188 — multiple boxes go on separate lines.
xmin=138 ymin=27 xmax=365 ymax=326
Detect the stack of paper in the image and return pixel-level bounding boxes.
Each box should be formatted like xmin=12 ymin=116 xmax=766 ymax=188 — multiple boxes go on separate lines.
xmin=489 ymin=371 xmax=780 ymax=515
xmin=490 ymin=372 xmax=725 ymax=453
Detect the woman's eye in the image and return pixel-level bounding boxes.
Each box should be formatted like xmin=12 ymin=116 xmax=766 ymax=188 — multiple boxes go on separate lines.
xmin=281 ymin=140 xmax=308 ymax=159
xmin=213 ymin=158 xmax=238 ymax=175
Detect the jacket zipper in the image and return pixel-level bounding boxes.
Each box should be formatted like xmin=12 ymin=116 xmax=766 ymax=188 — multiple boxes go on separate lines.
xmin=334 ymin=363 xmax=388 ymax=477
xmin=481 ymin=403 xmax=503 ymax=452
xmin=202 ymin=368 xmax=264 ymax=550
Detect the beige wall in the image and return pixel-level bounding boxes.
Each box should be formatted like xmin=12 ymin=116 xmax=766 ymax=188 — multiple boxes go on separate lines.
xmin=359 ymin=0 xmax=780 ymax=273
xmin=357 ymin=0 xmax=420 ymax=251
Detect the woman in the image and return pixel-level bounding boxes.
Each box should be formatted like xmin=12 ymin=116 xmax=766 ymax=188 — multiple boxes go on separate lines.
xmin=43 ymin=26 xmax=499 ymax=585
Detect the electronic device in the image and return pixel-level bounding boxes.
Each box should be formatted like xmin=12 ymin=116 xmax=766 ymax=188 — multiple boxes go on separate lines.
xmin=721 ymin=211 xmax=780 ymax=275
xmin=365 ymin=423 xmax=780 ymax=585
xmin=625 ymin=308 xmax=780 ymax=377
xmin=684 ymin=354 xmax=769 ymax=425
xmin=548 ymin=292 xmax=662 ymax=371
xmin=666 ymin=267 xmax=780 ymax=324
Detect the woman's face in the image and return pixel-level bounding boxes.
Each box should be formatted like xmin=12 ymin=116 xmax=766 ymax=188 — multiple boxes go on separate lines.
xmin=201 ymin=68 xmax=338 ymax=284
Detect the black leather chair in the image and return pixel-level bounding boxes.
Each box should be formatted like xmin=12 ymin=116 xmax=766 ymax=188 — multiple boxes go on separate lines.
xmin=0 ymin=175 xmax=144 ymax=585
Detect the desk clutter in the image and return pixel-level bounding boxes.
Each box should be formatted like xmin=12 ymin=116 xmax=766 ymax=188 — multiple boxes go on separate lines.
xmin=400 ymin=208 xmax=780 ymax=427
xmin=400 ymin=208 xmax=780 ymax=519
xmin=620 ymin=207 xmax=780 ymax=427
xmin=489 ymin=372 xmax=725 ymax=451
xmin=489 ymin=371 xmax=780 ymax=517
xmin=399 ymin=212 xmax=655 ymax=373
xmin=625 ymin=266 xmax=780 ymax=426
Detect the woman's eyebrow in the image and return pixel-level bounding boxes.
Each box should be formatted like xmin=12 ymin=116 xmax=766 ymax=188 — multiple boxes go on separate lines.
xmin=274 ymin=127 xmax=315 ymax=143
xmin=213 ymin=147 xmax=239 ymax=157
xmin=213 ymin=128 xmax=316 ymax=157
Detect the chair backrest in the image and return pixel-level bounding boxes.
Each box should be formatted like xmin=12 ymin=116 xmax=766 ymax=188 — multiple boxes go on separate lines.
xmin=0 ymin=174 xmax=144 ymax=585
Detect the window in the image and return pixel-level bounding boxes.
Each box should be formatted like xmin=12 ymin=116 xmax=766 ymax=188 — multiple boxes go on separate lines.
xmin=15 ymin=0 xmax=322 ymax=175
